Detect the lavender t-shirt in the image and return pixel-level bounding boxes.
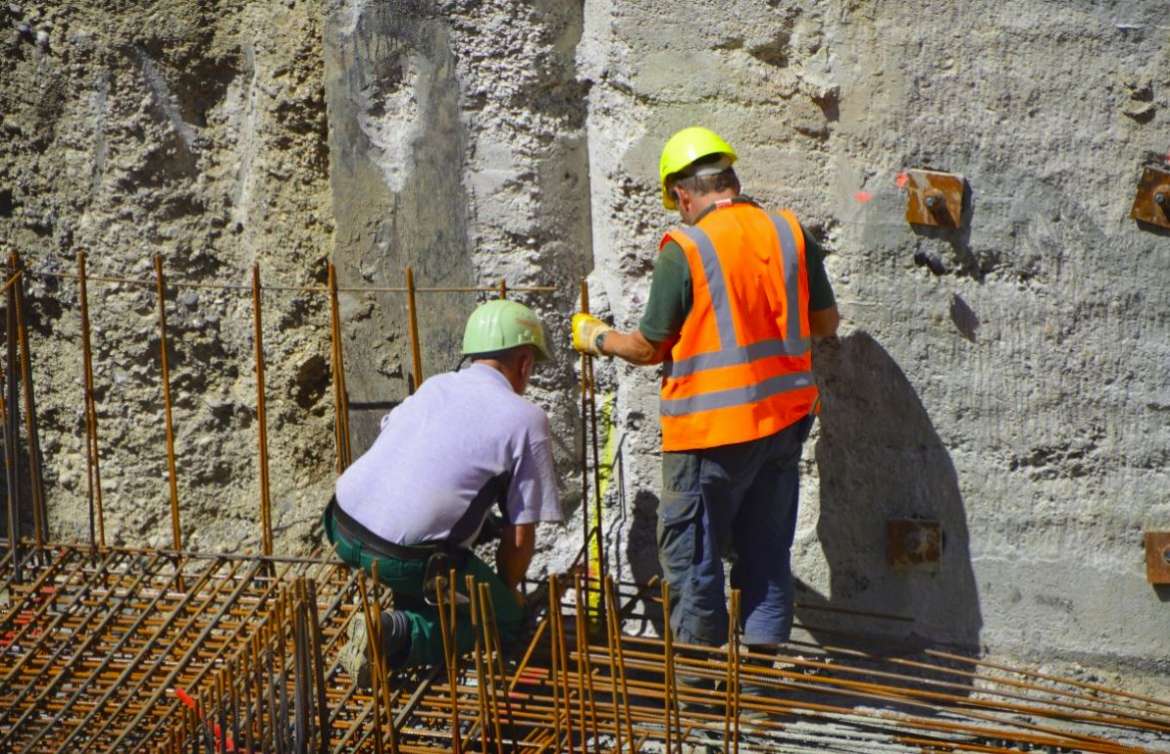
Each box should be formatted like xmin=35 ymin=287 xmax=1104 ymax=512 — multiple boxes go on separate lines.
xmin=335 ymin=363 xmax=562 ymax=548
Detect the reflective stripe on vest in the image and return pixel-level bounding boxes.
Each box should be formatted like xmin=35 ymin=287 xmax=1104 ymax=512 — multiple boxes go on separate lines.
xmin=662 ymin=213 xmax=810 ymax=380
xmin=660 ymin=370 xmax=815 ymax=416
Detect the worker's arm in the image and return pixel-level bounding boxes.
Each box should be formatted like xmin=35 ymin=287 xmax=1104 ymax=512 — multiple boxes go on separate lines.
xmin=598 ymin=329 xmax=672 ymax=366
xmin=810 ymin=306 xmax=840 ymax=338
xmin=496 ymin=522 xmax=536 ymax=591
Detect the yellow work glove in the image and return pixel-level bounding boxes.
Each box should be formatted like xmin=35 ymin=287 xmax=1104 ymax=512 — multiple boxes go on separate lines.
xmin=571 ymin=312 xmax=612 ymax=356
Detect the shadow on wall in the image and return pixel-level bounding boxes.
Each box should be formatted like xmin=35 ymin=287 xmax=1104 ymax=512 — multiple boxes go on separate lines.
xmin=800 ymin=332 xmax=983 ymax=656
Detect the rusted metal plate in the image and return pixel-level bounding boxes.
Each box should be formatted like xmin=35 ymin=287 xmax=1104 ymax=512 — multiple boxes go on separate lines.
xmin=1130 ymin=165 xmax=1170 ymax=230
xmin=904 ymin=169 xmax=965 ymax=228
xmin=1144 ymin=531 xmax=1170 ymax=585
xmin=887 ymin=519 xmax=942 ymax=570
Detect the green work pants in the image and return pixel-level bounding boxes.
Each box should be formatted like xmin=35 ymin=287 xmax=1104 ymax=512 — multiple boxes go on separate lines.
xmin=324 ymin=507 xmax=524 ymax=668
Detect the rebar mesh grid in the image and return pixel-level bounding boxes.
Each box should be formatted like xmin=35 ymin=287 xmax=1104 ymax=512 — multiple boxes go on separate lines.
xmin=4 ymin=546 xmax=1170 ymax=754
xmin=1 ymin=251 xmax=1168 ymax=752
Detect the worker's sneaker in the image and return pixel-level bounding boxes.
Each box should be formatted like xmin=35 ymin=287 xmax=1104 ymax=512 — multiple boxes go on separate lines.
xmin=338 ymin=612 xmax=373 ymax=688
xmin=339 ymin=609 xmax=413 ymax=688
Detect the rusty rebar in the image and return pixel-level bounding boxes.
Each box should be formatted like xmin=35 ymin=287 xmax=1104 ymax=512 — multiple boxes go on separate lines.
xmin=405 ymin=266 xmax=423 ymax=393
xmin=327 ymin=263 xmax=352 ymax=472
xmin=77 ymin=251 xmax=105 ymax=549
xmin=253 ymin=264 xmax=274 ymax=558
xmin=3 ymin=263 xmax=22 ymax=582
xmin=153 ymin=255 xmax=182 ymax=552
xmin=11 ymin=254 xmax=46 ymax=549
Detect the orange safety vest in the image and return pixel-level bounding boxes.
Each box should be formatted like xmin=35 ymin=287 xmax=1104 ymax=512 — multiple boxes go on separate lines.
xmin=658 ymin=199 xmax=818 ymax=451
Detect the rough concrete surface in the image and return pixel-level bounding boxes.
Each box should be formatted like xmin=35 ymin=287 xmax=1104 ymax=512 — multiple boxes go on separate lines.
xmin=2 ymin=0 xmax=1169 ymax=694
xmin=0 ymin=0 xmax=334 ymax=552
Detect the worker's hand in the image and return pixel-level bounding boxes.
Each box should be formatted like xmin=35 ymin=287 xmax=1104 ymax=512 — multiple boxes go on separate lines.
xmin=571 ymin=313 xmax=612 ymax=356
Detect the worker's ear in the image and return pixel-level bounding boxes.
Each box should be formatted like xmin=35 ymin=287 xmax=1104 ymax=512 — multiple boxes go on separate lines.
xmin=672 ymin=184 xmax=692 ymax=218
xmin=518 ymin=348 xmax=535 ymax=391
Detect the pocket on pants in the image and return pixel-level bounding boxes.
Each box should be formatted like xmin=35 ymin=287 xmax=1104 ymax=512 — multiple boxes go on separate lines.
xmin=659 ymin=451 xmax=704 ymax=577
xmin=657 ymin=491 xmax=702 ymax=572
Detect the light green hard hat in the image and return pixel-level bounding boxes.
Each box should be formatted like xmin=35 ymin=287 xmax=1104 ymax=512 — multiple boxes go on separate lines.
xmin=462 ymin=299 xmax=550 ymax=361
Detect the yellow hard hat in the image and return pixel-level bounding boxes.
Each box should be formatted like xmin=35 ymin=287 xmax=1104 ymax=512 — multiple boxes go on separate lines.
xmin=658 ymin=127 xmax=738 ymax=209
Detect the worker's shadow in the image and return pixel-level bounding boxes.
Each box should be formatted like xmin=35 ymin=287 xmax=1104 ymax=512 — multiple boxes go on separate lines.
xmin=796 ymin=331 xmax=983 ymax=703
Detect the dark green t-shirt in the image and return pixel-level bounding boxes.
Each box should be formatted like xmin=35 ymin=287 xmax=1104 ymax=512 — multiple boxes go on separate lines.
xmin=638 ymin=223 xmax=836 ymax=343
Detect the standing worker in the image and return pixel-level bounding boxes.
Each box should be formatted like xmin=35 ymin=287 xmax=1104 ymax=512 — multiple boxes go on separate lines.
xmin=327 ymin=299 xmax=563 ymax=684
xmin=571 ymin=126 xmax=839 ymax=660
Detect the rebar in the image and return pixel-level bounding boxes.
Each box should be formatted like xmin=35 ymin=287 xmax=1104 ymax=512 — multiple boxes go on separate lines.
xmin=11 ymin=253 xmax=46 ymax=549
xmin=77 ymin=251 xmax=105 ymax=549
xmin=152 ymin=255 xmax=182 ymax=552
xmin=405 ymin=266 xmax=423 ymax=393
xmin=252 ymin=264 xmax=274 ymax=558
xmin=3 ymin=263 xmax=22 ymax=582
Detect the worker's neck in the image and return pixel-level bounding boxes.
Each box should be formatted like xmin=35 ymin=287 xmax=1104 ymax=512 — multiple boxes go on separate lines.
xmin=471 ymin=358 xmax=526 ymax=394
xmin=685 ymin=189 xmax=739 ymax=225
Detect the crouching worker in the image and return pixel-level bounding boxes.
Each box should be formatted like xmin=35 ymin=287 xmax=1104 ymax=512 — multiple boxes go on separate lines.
xmin=325 ymin=299 xmax=563 ymax=684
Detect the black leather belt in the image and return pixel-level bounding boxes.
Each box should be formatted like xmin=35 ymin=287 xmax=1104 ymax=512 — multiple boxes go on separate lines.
xmin=328 ymin=497 xmax=444 ymax=561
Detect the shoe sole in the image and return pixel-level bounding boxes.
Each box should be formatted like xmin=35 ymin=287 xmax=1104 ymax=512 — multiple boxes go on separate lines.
xmin=339 ymin=612 xmax=372 ymax=688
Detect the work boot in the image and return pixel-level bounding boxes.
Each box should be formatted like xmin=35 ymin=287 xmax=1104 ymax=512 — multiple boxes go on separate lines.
xmin=737 ymin=646 xmax=790 ymax=723
xmin=338 ymin=609 xmax=412 ymax=688
xmin=674 ymin=650 xmax=725 ymax=713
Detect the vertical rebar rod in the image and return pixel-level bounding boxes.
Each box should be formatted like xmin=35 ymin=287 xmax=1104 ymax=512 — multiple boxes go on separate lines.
xmin=230 ymin=661 xmax=243 ymax=754
xmin=215 ymin=669 xmax=227 ymax=754
xmin=480 ymin=582 xmax=520 ymax=754
xmin=466 ymin=575 xmax=493 ymax=754
xmin=405 ymin=266 xmax=423 ymax=393
xmin=3 ymin=262 xmax=21 ymax=581
xmin=579 ymin=281 xmax=605 ymax=626
xmin=369 ymin=563 xmax=401 ymax=754
xmin=475 ymin=580 xmax=505 ymax=754
xmin=11 ymin=255 xmax=45 ymax=549
xmin=546 ymin=576 xmax=564 ymax=750
xmin=661 ymin=581 xmax=678 ymax=754
xmin=77 ymin=251 xmax=105 ymax=549
xmin=275 ymin=599 xmax=290 ymax=754
xmin=573 ymin=580 xmax=591 ymax=753
xmin=498 ymin=279 xmax=507 ymax=300
xmin=153 ymin=255 xmax=182 ymax=551
xmin=730 ymin=588 xmax=741 ymax=754
xmin=291 ymin=589 xmax=309 ymax=750
xmin=600 ymin=573 xmax=625 ymax=754
xmin=550 ymin=576 xmax=577 ymax=754
xmin=578 ymin=284 xmax=592 ymax=623
xmin=242 ymin=641 xmax=256 ymax=754
xmin=252 ymin=265 xmax=274 ymax=557
xmin=327 ymin=263 xmax=352 ymax=472
xmin=303 ymin=579 xmax=331 ymax=754
xmin=603 ymin=576 xmax=636 ymax=754
xmin=434 ymin=568 xmax=463 ymax=754
xmin=573 ymin=570 xmax=600 ymax=753
xmin=356 ymin=572 xmax=386 ymax=754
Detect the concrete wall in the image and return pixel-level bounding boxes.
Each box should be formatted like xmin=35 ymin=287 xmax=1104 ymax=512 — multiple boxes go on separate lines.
xmin=0 ymin=0 xmax=336 ymax=551
xmin=579 ymin=0 xmax=1170 ymax=677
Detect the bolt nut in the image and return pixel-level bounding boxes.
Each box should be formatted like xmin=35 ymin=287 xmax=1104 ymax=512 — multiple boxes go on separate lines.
xmin=1163 ymin=546 xmax=1170 ymax=565
xmin=1154 ymin=191 xmax=1167 ymax=208
xmin=925 ymin=195 xmax=942 ymax=210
